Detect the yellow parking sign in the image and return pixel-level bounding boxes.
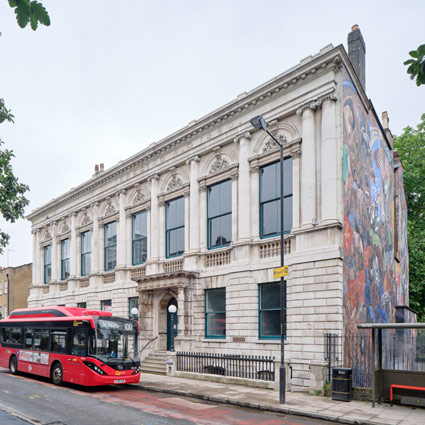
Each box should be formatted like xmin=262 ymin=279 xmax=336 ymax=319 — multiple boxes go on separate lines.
xmin=273 ymin=266 xmax=288 ymax=279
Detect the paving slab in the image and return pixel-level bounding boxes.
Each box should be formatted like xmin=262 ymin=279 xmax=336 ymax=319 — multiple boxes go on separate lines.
xmin=135 ymin=373 xmax=425 ymax=425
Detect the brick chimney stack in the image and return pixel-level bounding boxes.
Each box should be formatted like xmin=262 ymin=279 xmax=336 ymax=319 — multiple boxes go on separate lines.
xmin=348 ymin=25 xmax=366 ymax=92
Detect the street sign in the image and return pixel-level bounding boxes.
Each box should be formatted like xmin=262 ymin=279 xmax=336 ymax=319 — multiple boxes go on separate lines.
xmin=273 ymin=265 xmax=288 ymax=279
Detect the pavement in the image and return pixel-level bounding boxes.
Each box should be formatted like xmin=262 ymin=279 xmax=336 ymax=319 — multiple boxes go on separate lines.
xmin=136 ymin=373 xmax=425 ymax=425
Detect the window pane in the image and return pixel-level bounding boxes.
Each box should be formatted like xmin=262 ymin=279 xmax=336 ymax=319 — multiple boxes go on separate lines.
xmin=261 ymin=282 xmax=280 ymax=309
xmin=105 ymin=246 xmax=116 ymax=270
xmin=262 ymin=200 xmax=279 ymax=236
xmin=261 ymin=163 xmax=278 ymax=202
xmin=206 ymin=313 xmax=226 ymax=336
xmin=133 ymin=211 xmax=147 ymax=239
xmin=34 ymin=329 xmax=49 ymax=351
xmin=82 ymin=231 xmax=91 ymax=254
xmin=208 ymin=184 xmax=220 ymax=217
xmin=220 ymin=180 xmax=232 ymax=214
xmin=206 ymin=288 xmax=225 ymax=312
xmin=51 ymin=330 xmax=67 ymax=353
xmin=82 ymin=253 xmax=91 ymax=276
xmin=105 ymin=222 xmax=117 ymax=247
xmin=44 ymin=245 xmax=51 ymax=265
xmin=260 ymin=310 xmax=280 ymax=336
xmin=133 ymin=238 xmax=147 ymax=264
xmin=283 ymin=157 xmax=292 ymax=197
xmin=61 ymin=239 xmax=70 ymax=260
xmin=284 ymin=196 xmax=293 ymax=233
xmin=176 ymin=227 xmax=184 ymax=255
xmin=175 ymin=197 xmax=185 ymax=227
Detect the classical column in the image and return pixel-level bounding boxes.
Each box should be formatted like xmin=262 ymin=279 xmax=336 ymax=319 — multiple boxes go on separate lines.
xmin=117 ymin=190 xmax=127 ymax=267
xmin=235 ymin=132 xmax=251 ymax=243
xmin=187 ymin=156 xmax=200 ymax=252
xmin=250 ymin=165 xmax=260 ymax=241
xmin=32 ymin=230 xmax=38 ymax=285
xmin=231 ymin=172 xmax=238 ymax=243
xmin=199 ymin=183 xmax=207 ymax=252
xmin=177 ymin=287 xmax=185 ymax=335
xmin=184 ymin=190 xmax=190 ymax=252
xmin=149 ymin=174 xmax=160 ymax=261
xmin=298 ymin=103 xmax=317 ymax=227
xmin=51 ymin=222 xmax=58 ymax=281
xmin=126 ymin=210 xmax=132 ymax=267
xmin=292 ymin=150 xmax=301 ymax=229
xmin=321 ymin=94 xmax=338 ymax=224
xmin=92 ymin=202 xmax=100 ymax=273
xmin=158 ymin=198 xmax=166 ymax=260
xmin=70 ymin=213 xmax=77 ymax=277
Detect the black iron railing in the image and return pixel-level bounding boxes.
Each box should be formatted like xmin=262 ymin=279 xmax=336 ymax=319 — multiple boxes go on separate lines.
xmin=176 ymin=352 xmax=275 ymax=381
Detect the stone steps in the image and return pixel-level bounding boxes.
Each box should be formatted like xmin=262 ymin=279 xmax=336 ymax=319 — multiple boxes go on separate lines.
xmin=141 ymin=351 xmax=167 ymax=375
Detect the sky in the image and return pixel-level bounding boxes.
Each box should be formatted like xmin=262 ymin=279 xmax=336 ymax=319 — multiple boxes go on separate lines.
xmin=0 ymin=0 xmax=424 ymax=268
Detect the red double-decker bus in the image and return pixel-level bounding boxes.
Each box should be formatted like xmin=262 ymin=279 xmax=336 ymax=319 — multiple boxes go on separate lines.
xmin=0 ymin=306 xmax=141 ymax=386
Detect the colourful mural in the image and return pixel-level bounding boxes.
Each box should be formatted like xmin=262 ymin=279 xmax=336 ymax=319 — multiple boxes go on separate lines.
xmin=342 ymin=68 xmax=411 ymax=385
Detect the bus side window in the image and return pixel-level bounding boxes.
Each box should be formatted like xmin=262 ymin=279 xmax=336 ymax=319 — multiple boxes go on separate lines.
xmin=51 ymin=330 xmax=67 ymax=353
xmin=24 ymin=328 xmax=34 ymax=349
xmin=33 ymin=329 xmax=49 ymax=351
xmin=72 ymin=328 xmax=88 ymax=356
xmin=1 ymin=327 xmax=23 ymax=346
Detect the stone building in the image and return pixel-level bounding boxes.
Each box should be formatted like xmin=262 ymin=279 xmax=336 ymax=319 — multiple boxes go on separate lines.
xmin=0 ymin=263 xmax=32 ymax=318
xmin=27 ymin=27 xmax=410 ymax=392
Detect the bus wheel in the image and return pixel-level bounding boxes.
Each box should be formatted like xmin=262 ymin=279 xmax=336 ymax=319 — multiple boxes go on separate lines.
xmin=51 ymin=363 xmax=63 ymax=386
xmin=9 ymin=355 xmax=18 ymax=375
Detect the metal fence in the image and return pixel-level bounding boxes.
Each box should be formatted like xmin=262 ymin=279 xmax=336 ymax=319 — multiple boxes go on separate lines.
xmin=176 ymin=352 xmax=275 ymax=381
xmin=325 ymin=330 xmax=425 ymax=389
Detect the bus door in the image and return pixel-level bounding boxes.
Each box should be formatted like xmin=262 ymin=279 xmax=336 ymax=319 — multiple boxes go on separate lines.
xmin=66 ymin=327 xmax=88 ymax=385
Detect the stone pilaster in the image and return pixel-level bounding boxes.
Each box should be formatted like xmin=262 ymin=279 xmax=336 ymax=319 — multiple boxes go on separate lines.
xmin=292 ymin=149 xmax=301 ymax=229
xmin=187 ymin=156 xmax=200 ymax=252
xmin=199 ymin=183 xmax=207 ymax=252
xmin=70 ymin=213 xmax=77 ymax=277
xmin=231 ymin=171 xmax=238 ymax=243
xmin=91 ymin=202 xmax=100 ymax=273
xmin=158 ymin=198 xmax=166 ymax=260
xmin=149 ymin=174 xmax=160 ymax=262
xmin=184 ymin=190 xmax=190 ymax=253
xmin=117 ymin=189 xmax=127 ymax=267
xmin=321 ymin=94 xmax=338 ymax=224
xmin=249 ymin=165 xmax=260 ymax=241
xmin=298 ymin=102 xmax=317 ymax=228
xmin=235 ymin=132 xmax=251 ymax=242
xmin=51 ymin=222 xmax=58 ymax=281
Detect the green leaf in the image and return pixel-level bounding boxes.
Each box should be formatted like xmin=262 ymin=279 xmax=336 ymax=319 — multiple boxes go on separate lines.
xmin=30 ymin=13 xmax=38 ymax=30
xmin=30 ymin=1 xmax=50 ymax=26
xmin=8 ymin=1 xmax=17 ymax=7
xmin=15 ymin=1 xmax=30 ymax=28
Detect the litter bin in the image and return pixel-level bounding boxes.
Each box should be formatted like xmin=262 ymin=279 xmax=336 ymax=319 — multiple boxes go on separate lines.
xmin=331 ymin=368 xmax=353 ymax=401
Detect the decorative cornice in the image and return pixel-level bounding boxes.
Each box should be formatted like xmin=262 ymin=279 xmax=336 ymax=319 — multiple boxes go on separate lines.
xmin=296 ymin=90 xmax=337 ymax=115
xmin=27 ymin=45 xmax=349 ymax=222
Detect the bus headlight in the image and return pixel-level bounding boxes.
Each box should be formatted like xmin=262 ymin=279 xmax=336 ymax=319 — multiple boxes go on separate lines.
xmin=132 ymin=366 xmax=141 ymax=374
xmin=83 ymin=361 xmax=107 ymax=375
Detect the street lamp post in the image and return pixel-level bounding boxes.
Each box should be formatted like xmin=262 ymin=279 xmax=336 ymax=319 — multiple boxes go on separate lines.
xmin=250 ymin=115 xmax=287 ymax=404
xmin=168 ymin=304 xmax=177 ymax=352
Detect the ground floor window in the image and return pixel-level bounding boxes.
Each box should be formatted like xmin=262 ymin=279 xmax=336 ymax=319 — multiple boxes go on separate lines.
xmin=205 ymin=288 xmax=226 ymax=338
xmin=129 ymin=297 xmax=138 ymax=319
xmin=101 ymin=299 xmax=112 ymax=312
xmin=259 ymin=282 xmax=281 ymax=339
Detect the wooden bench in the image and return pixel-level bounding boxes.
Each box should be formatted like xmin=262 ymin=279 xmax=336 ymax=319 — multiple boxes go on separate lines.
xmin=390 ymin=384 xmax=425 ymax=406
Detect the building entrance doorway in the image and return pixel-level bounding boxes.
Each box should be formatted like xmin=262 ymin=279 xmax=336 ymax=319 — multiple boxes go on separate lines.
xmin=167 ymin=298 xmax=178 ymax=351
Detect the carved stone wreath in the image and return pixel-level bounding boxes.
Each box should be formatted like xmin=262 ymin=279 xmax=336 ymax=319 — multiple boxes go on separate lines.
xmin=133 ymin=190 xmax=146 ymax=206
xmin=209 ymin=155 xmax=229 ymax=174
xmin=262 ymin=134 xmax=287 ymax=153
xmin=166 ymin=175 xmax=183 ymax=192
xmin=104 ymin=202 xmax=116 ymax=217
xmin=81 ymin=213 xmax=91 ymax=226
xmin=61 ymin=223 xmax=70 ymax=234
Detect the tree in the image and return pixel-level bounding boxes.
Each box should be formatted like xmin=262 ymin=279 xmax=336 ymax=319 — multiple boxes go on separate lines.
xmin=394 ymin=114 xmax=425 ymax=321
xmin=0 ymin=99 xmax=30 ymax=253
xmin=404 ymin=44 xmax=425 ymax=87
xmin=8 ymin=0 xmax=50 ymax=31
